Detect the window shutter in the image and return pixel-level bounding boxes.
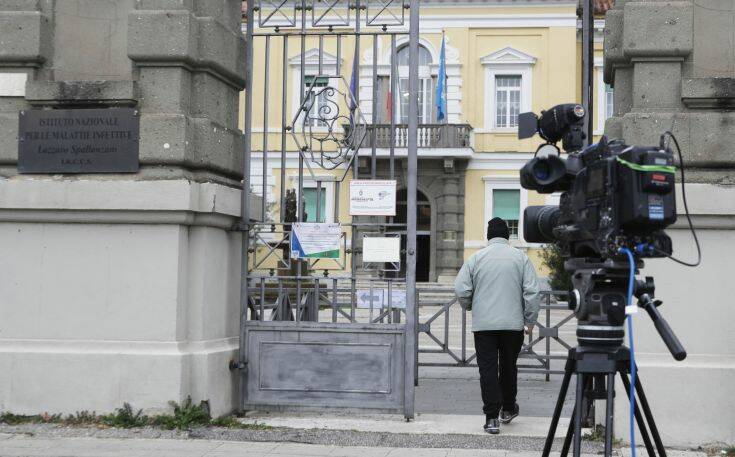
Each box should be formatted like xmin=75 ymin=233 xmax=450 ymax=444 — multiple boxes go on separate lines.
xmin=492 ymin=189 xmax=520 ymax=220
xmin=303 ymin=188 xmax=326 ymax=223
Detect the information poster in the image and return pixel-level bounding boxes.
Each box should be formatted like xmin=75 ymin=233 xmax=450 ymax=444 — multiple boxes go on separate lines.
xmin=349 ymin=180 xmax=397 ymax=216
xmin=362 ymin=236 xmax=401 ymax=263
xmin=290 ymin=223 xmax=341 ymax=259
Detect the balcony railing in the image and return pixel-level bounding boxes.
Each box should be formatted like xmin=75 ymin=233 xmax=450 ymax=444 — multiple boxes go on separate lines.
xmin=345 ymin=123 xmax=472 ymax=149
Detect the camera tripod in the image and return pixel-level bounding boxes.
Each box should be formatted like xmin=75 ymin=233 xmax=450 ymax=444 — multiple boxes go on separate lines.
xmin=542 ymin=294 xmax=686 ymax=457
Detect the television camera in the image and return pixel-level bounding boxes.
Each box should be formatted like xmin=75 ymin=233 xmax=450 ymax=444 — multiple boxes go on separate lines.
xmin=518 ymin=104 xmax=693 ymax=457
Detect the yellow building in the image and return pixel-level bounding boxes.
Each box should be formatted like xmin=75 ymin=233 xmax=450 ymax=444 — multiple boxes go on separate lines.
xmin=241 ymin=0 xmax=610 ymax=282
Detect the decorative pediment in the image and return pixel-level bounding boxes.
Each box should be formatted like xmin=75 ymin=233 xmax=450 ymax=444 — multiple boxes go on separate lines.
xmin=289 ymin=49 xmax=341 ymax=66
xmin=480 ymin=47 xmax=537 ymax=66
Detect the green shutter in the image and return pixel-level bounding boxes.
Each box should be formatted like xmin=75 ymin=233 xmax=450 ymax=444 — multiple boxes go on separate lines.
xmin=303 ymin=188 xmax=326 ymax=223
xmin=492 ymin=189 xmax=520 ymax=220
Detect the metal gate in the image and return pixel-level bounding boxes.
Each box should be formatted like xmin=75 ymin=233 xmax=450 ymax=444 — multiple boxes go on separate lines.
xmin=415 ymin=290 xmax=575 ymax=381
xmin=238 ymin=0 xmax=421 ymax=418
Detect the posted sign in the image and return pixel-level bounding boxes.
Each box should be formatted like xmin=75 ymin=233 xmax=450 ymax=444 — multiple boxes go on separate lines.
xmin=356 ymin=288 xmax=407 ymax=309
xmin=362 ymin=236 xmax=401 ymax=263
xmin=290 ymin=223 xmax=341 ymax=259
xmin=349 ymin=180 xmax=397 ymax=216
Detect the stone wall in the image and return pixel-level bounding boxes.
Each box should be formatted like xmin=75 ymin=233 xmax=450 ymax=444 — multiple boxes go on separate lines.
xmin=604 ymin=0 xmax=734 ymax=447
xmin=0 ymin=0 xmax=249 ymax=417
xmin=0 ymin=0 xmax=246 ymax=185
xmin=604 ymin=0 xmax=734 ymax=184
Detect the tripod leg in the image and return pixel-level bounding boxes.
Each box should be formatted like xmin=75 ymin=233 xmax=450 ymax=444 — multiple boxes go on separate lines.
xmin=604 ymin=373 xmax=615 ymax=457
xmin=573 ymin=373 xmax=585 ymax=457
xmin=561 ymin=409 xmax=575 ymax=457
xmin=632 ymin=372 xmax=667 ymax=457
xmin=542 ymin=356 xmax=574 ymax=457
xmin=621 ymin=371 xmax=657 ymax=456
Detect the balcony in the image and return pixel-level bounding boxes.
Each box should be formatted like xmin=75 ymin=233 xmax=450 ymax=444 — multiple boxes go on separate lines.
xmin=346 ymin=123 xmax=473 ymax=149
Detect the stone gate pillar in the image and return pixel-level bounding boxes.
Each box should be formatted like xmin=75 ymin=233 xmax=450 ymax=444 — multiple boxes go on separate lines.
xmin=0 ymin=0 xmax=249 ymax=416
xmin=604 ymin=0 xmax=734 ymax=446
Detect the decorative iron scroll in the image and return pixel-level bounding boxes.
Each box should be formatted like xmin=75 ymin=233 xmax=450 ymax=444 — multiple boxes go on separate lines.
xmin=290 ymin=75 xmax=367 ymax=182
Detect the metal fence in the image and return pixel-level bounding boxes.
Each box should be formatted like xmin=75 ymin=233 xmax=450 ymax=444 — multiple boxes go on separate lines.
xmin=416 ymin=290 xmax=574 ymax=381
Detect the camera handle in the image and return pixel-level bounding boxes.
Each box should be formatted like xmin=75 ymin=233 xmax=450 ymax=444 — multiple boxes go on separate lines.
xmin=637 ymin=293 xmax=687 ymax=361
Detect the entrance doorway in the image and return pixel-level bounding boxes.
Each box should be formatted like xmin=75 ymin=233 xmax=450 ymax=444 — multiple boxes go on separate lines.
xmin=392 ymin=188 xmax=431 ymax=282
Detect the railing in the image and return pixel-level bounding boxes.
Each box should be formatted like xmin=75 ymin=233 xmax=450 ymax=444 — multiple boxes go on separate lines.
xmin=416 ymin=290 xmax=574 ymax=380
xmin=345 ymin=123 xmax=473 ymax=148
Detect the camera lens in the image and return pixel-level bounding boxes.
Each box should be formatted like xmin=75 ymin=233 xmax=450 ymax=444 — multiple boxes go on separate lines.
xmin=523 ymin=205 xmax=560 ymax=243
xmin=534 ymin=162 xmax=551 ymax=180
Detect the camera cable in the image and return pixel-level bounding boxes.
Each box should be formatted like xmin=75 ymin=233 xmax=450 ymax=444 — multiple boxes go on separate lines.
xmin=655 ymin=131 xmax=702 ymax=267
xmin=620 ymin=247 xmax=638 ymax=457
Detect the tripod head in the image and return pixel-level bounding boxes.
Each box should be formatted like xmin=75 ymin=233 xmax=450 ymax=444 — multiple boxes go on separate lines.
xmin=565 ymin=256 xmax=687 ymax=361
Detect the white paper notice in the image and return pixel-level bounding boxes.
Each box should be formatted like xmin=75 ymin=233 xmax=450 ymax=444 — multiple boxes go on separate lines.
xmin=349 ymin=180 xmax=397 ymax=216
xmin=362 ymin=236 xmax=401 ymax=263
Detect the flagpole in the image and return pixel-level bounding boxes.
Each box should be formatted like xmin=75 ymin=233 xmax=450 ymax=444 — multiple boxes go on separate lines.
xmin=443 ymin=30 xmax=448 ymax=125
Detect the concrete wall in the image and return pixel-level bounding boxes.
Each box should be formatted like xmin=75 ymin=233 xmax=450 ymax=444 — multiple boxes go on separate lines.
xmin=0 ymin=0 xmax=249 ymax=417
xmin=604 ymin=0 xmax=735 ymax=447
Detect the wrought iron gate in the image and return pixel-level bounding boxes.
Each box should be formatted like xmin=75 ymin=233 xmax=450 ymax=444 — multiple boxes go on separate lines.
xmin=239 ymin=0 xmax=421 ymax=418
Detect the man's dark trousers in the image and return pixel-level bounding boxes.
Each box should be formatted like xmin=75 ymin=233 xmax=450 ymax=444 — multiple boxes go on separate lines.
xmin=474 ymin=330 xmax=525 ymax=418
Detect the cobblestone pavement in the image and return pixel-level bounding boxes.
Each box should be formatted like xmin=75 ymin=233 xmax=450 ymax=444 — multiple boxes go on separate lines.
xmin=0 ymin=434 xmax=708 ymax=457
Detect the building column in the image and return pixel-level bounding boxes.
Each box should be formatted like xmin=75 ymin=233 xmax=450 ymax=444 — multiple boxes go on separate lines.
xmin=435 ymin=162 xmax=466 ymax=283
xmin=604 ymin=0 xmax=735 ymax=446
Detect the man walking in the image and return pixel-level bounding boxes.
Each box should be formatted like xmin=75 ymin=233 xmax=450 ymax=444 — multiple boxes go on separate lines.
xmin=454 ymin=217 xmax=540 ymax=434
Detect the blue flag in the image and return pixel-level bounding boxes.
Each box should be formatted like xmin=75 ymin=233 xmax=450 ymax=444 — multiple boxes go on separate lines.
xmin=436 ymin=35 xmax=447 ymax=122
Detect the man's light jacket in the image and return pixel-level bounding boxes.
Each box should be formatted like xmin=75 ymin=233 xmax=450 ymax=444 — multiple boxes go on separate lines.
xmin=454 ymin=238 xmax=541 ymax=332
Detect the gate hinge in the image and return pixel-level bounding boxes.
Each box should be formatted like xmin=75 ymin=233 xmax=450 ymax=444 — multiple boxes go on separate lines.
xmin=229 ymin=360 xmax=248 ymax=372
xmin=231 ymin=221 xmax=250 ymax=232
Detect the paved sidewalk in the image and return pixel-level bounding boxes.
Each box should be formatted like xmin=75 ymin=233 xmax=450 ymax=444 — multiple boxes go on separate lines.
xmin=240 ymin=411 xmax=570 ymax=438
xmin=0 ymin=435 xmax=708 ymax=457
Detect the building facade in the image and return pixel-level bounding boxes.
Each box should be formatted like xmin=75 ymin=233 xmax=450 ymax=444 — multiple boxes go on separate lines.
xmin=242 ymin=0 xmax=612 ymax=282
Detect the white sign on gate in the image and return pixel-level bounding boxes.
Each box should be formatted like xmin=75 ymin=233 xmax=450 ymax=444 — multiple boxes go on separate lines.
xmin=349 ymin=180 xmax=397 ymax=216
xmin=386 ymin=289 xmax=406 ymax=309
xmin=356 ymin=288 xmax=406 ymax=309
xmin=362 ymin=236 xmax=401 ymax=263
xmin=290 ymin=223 xmax=341 ymax=259
xmin=356 ymin=289 xmax=384 ymax=309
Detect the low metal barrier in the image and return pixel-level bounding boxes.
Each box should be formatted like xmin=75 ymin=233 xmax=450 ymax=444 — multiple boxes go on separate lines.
xmin=416 ymin=289 xmax=574 ymax=381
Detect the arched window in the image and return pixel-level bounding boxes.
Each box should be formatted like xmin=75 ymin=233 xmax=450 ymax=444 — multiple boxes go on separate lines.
xmin=395 ymin=45 xmax=435 ymax=124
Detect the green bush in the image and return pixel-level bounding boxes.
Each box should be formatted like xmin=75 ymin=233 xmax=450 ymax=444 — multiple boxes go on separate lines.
xmin=101 ymin=403 xmax=148 ymax=428
xmin=64 ymin=411 xmax=99 ymax=426
xmin=0 ymin=412 xmax=61 ymax=425
xmin=0 ymin=399 xmax=270 ymax=431
xmin=151 ymin=396 xmax=210 ymax=430
xmin=540 ymin=243 xmax=573 ymax=292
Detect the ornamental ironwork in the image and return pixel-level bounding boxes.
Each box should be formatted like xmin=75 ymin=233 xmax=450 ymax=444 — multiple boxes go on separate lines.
xmin=290 ymin=75 xmax=367 ymax=181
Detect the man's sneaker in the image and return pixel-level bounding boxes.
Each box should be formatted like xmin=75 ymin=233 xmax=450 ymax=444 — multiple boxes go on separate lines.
xmin=484 ymin=417 xmax=500 ymax=434
xmin=500 ymin=404 xmax=519 ymax=424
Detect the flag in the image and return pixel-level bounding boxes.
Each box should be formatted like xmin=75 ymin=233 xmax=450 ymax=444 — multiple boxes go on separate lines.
xmin=436 ymin=34 xmax=447 ymax=122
